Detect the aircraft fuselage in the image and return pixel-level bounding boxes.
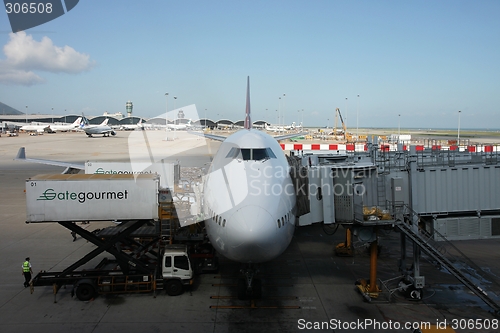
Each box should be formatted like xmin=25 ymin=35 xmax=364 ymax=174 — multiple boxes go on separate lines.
xmin=203 ymin=129 xmax=295 ymax=264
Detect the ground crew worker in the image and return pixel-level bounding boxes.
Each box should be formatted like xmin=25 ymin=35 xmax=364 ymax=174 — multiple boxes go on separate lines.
xmin=22 ymin=257 xmax=32 ymax=288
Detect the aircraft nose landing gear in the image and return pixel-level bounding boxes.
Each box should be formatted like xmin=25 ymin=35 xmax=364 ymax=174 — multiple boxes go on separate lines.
xmin=238 ymin=264 xmax=262 ymax=300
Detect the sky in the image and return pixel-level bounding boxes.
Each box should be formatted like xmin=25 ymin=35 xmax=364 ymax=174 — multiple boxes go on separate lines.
xmin=0 ymin=0 xmax=499 ymax=129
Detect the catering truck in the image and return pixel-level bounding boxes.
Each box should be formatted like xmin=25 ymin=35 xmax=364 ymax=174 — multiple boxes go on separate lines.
xmin=25 ymin=174 xmax=208 ymax=301
xmin=32 ymin=244 xmax=194 ymax=301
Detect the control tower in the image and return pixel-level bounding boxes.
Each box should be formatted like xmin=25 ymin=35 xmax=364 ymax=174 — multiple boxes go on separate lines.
xmin=126 ymin=101 xmax=133 ymax=117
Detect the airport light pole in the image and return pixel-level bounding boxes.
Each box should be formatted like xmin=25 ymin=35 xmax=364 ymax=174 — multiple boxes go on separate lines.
xmin=165 ymin=92 xmax=169 ymax=140
xmin=458 ymin=110 xmax=461 ymax=145
xmin=25 ymin=105 xmax=27 ymax=124
xmin=283 ymin=93 xmax=286 ymax=132
xmin=345 ymin=97 xmax=348 ymax=128
xmin=52 ymin=107 xmax=54 ymax=124
xmin=173 ymin=96 xmax=178 ymax=139
xmin=356 ymin=94 xmax=359 ymax=139
xmin=398 ymin=114 xmax=401 ymax=143
xmin=278 ymin=97 xmax=281 ymax=133
xmin=205 ymin=108 xmax=207 ymax=129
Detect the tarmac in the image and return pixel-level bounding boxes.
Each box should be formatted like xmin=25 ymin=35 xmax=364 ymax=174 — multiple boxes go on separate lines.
xmin=1 ymin=131 xmax=500 ymax=333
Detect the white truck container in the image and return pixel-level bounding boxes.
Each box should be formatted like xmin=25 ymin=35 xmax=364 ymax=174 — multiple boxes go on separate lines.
xmin=26 ymin=174 xmax=159 ymax=222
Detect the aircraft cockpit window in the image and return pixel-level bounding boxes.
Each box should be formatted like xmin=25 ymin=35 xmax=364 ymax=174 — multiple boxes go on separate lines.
xmin=227 ymin=147 xmax=277 ymax=161
xmin=231 ymin=148 xmax=277 ymax=161
xmin=241 ymin=149 xmax=251 ymax=160
xmin=266 ymin=148 xmax=277 ymax=159
xmin=226 ymin=147 xmax=241 ymax=158
xmin=252 ymin=149 xmax=267 ymax=160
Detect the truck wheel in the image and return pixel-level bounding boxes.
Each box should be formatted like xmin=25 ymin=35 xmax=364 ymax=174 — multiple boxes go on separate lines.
xmin=165 ymin=280 xmax=183 ymax=296
xmin=75 ymin=283 xmax=96 ymax=301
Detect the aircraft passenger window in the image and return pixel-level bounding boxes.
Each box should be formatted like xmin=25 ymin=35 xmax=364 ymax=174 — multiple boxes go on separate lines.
xmin=281 ymin=217 xmax=285 ymax=227
xmin=218 ymin=216 xmax=222 ymax=225
xmin=174 ymin=255 xmax=189 ymax=270
xmin=223 ymin=219 xmax=226 ymax=227
xmin=277 ymin=219 xmax=280 ymax=228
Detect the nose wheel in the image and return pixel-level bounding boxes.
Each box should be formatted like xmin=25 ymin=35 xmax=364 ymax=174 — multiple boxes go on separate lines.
xmin=238 ymin=264 xmax=262 ymax=300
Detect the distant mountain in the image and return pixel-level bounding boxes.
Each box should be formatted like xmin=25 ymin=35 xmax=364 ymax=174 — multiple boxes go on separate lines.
xmin=0 ymin=102 xmax=23 ymax=115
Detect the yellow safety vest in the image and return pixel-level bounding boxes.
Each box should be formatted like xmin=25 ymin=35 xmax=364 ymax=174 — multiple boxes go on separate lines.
xmin=23 ymin=261 xmax=30 ymax=272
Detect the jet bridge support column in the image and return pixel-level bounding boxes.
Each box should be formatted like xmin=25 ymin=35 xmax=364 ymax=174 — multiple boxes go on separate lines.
xmin=355 ymin=235 xmax=382 ymax=301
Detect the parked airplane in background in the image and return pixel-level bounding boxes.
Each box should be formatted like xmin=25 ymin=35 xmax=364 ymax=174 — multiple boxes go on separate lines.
xmin=19 ymin=123 xmax=52 ymax=134
xmin=49 ymin=117 xmax=82 ymax=132
xmin=167 ymin=119 xmax=192 ymax=130
xmin=265 ymin=122 xmax=302 ymax=132
xmin=19 ymin=117 xmax=82 ymax=134
xmin=194 ymin=77 xmax=305 ymax=299
xmin=80 ymin=117 xmax=116 ymax=137
xmin=119 ymin=118 xmax=143 ymax=131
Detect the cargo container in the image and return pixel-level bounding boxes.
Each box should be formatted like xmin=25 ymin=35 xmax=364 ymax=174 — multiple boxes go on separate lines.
xmin=84 ymin=161 xmax=177 ymax=189
xmin=25 ymin=174 xmax=159 ymax=222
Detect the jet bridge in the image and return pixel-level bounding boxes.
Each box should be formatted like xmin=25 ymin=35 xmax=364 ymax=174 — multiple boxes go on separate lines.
xmin=290 ymin=143 xmax=500 ymax=313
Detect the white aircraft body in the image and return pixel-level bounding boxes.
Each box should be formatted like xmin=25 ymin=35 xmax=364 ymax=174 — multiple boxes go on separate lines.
xmin=196 ymin=77 xmax=305 ymax=298
xmin=119 ymin=119 xmax=143 ymax=131
xmin=265 ymin=122 xmax=300 ymax=132
xmin=167 ymin=120 xmax=191 ymax=130
xmin=20 ymin=123 xmax=51 ymax=133
xmin=49 ymin=117 xmax=82 ymax=132
xmin=80 ymin=118 xmax=116 ymax=137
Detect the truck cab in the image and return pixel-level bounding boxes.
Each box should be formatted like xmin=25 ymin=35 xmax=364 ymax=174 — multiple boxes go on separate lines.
xmin=162 ymin=244 xmax=194 ymax=296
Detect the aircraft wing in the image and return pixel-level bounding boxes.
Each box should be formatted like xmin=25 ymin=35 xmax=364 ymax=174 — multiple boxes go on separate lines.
xmin=188 ymin=131 xmax=226 ymax=142
xmin=15 ymin=147 xmax=84 ymax=174
xmin=273 ymin=132 xmax=308 ymax=141
xmin=190 ymin=130 xmax=308 ymax=142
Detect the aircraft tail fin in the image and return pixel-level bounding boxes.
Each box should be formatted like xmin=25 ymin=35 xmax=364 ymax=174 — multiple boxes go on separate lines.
xmin=72 ymin=117 xmax=82 ymax=126
xmin=16 ymin=147 xmax=26 ymax=160
xmin=244 ymin=76 xmax=252 ymax=130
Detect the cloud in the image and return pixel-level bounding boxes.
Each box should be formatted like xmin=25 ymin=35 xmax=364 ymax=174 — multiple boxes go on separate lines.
xmin=0 ymin=32 xmax=95 ymax=85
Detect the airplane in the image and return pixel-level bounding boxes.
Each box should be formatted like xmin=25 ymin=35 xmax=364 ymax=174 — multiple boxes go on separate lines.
xmin=265 ymin=122 xmax=301 ymax=132
xmin=80 ymin=117 xmax=116 ymax=137
xmin=15 ymin=77 xmax=306 ymax=299
xmin=19 ymin=118 xmax=82 ymax=134
xmin=167 ymin=119 xmax=192 ymax=130
xmin=48 ymin=117 xmax=82 ymax=132
xmin=193 ymin=77 xmax=306 ymax=299
xmin=119 ymin=118 xmax=143 ymax=131
xmin=19 ymin=123 xmax=53 ymax=134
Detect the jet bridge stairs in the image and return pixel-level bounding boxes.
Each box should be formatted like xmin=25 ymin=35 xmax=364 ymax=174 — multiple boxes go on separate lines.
xmin=390 ymin=204 xmax=500 ymax=314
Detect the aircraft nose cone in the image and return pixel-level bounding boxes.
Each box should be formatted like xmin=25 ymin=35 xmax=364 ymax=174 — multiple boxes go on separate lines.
xmin=226 ymin=205 xmax=279 ymax=263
